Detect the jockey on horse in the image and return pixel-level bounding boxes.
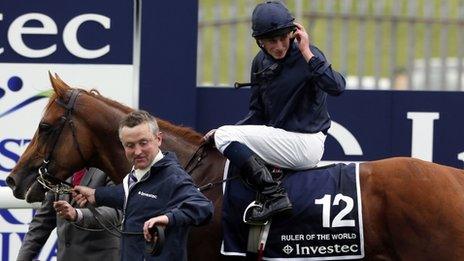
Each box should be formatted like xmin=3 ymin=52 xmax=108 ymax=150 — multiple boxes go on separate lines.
xmin=204 ymin=1 xmax=345 ymax=223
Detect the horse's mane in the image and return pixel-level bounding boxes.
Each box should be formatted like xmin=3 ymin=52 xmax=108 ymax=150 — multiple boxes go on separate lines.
xmin=87 ymin=89 xmax=134 ymax=113
xmin=48 ymin=82 xmax=204 ymax=145
xmin=157 ymin=119 xmax=204 ymax=144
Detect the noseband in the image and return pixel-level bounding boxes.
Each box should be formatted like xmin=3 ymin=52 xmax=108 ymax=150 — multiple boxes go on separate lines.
xmin=37 ymin=89 xmax=87 ymax=194
xmin=34 ymin=89 xmax=166 ymax=256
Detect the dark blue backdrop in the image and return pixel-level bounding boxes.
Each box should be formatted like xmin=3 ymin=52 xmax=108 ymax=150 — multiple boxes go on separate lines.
xmin=139 ymin=0 xmax=198 ymax=127
xmin=134 ymin=1 xmax=464 ymax=168
xmin=1 ymin=0 xmax=463 ymax=258
xmin=194 ymin=88 xmax=464 ymax=168
xmin=2 ymin=0 xmax=460 ymax=169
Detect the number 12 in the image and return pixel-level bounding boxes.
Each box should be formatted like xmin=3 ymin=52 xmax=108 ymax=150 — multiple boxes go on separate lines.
xmin=314 ymin=194 xmax=355 ymax=228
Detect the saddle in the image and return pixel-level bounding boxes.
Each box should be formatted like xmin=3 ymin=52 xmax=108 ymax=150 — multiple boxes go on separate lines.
xmin=221 ymin=162 xmax=365 ymax=260
xmin=241 ymin=164 xmax=333 ymax=225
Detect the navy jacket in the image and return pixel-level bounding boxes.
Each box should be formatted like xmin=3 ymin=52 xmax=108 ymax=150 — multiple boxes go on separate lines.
xmin=95 ymin=152 xmax=213 ymax=261
xmin=239 ymin=42 xmax=345 ymax=134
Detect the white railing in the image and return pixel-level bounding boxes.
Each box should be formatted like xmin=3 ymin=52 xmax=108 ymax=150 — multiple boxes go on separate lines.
xmin=198 ymin=0 xmax=464 ymax=91
xmin=0 ymin=187 xmax=40 ymax=209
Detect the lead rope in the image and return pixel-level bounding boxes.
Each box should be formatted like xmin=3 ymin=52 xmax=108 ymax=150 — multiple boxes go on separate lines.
xmin=53 ymin=186 xmax=164 ymax=255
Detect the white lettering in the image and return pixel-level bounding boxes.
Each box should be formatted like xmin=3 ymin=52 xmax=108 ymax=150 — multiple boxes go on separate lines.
xmin=8 ymin=13 xmax=57 ymax=58
xmin=315 ymin=194 xmax=355 ymax=228
xmin=315 ymin=194 xmax=331 ymax=227
xmin=305 ymin=234 xmax=315 ymax=240
xmin=341 ymin=244 xmax=349 ymax=253
xmin=63 ymin=14 xmax=110 ymax=59
xmin=309 ymin=246 xmax=318 ymax=254
xmin=137 ymin=191 xmax=157 ymax=199
xmin=294 ymin=243 xmax=360 ymax=256
xmin=458 ymin=152 xmax=464 ymax=166
xmin=331 ymin=233 xmax=356 ymax=240
xmin=301 ymin=246 xmax=311 ymax=255
xmin=350 ymin=244 xmax=358 ymax=252
xmin=407 ymin=112 xmax=439 ymax=161
xmin=0 ymin=13 xmax=3 ymax=54
xmin=332 ymin=194 xmax=355 ymax=227
xmin=281 ymin=234 xmax=304 ymax=241
xmin=328 ymin=121 xmax=363 ymax=156
xmin=326 ymin=245 xmax=334 ymax=254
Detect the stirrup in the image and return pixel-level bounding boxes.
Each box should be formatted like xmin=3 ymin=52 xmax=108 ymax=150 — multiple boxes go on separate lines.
xmin=243 ymin=201 xmax=269 ymax=226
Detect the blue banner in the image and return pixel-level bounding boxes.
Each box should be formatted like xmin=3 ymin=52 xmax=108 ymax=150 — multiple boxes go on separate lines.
xmin=0 ymin=1 xmax=135 ymax=260
xmin=0 ymin=0 xmax=133 ymax=64
xmin=195 ymin=88 xmax=464 ymax=169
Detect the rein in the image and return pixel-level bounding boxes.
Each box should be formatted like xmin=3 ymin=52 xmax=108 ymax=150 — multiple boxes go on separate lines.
xmin=35 ymin=89 xmax=164 ymax=256
xmin=184 ymin=142 xmax=238 ymax=192
xmin=37 ymin=89 xmax=87 ymax=193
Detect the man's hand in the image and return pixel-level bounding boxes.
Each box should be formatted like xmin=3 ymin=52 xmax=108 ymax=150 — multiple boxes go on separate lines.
xmin=293 ymin=22 xmax=314 ymax=62
xmin=53 ymin=200 xmax=77 ymax=221
xmin=72 ymin=186 xmax=96 ymax=207
xmin=143 ymin=215 xmax=169 ymax=242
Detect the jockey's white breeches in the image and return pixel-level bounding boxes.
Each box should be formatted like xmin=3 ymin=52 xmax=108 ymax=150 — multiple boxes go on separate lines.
xmin=214 ymin=125 xmax=326 ymax=170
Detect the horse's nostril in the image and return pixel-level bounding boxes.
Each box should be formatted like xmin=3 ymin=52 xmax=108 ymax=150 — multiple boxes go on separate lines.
xmin=6 ymin=176 xmax=16 ymax=190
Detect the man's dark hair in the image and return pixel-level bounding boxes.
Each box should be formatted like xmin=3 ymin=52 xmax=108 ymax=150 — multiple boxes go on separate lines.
xmin=118 ymin=110 xmax=159 ymax=138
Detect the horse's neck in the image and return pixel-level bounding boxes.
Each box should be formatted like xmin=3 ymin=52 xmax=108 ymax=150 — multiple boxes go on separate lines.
xmin=85 ymin=98 xmax=132 ymax=183
xmin=81 ymin=94 xmax=204 ymax=181
xmin=162 ymin=130 xmax=227 ymax=188
xmin=160 ymin=131 xmax=201 ymax=167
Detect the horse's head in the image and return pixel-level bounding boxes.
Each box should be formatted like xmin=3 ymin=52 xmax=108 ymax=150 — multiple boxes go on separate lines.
xmin=6 ymin=72 xmax=215 ymax=203
xmin=6 ymin=74 xmax=99 ymax=202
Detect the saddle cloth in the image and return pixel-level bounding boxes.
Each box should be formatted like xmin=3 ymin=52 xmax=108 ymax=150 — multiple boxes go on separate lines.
xmin=221 ymin=162 xmax=365 ymax=260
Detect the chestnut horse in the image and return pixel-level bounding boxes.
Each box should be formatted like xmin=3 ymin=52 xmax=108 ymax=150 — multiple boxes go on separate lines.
xmin=7 ymin=75 xmax=464 ymax=260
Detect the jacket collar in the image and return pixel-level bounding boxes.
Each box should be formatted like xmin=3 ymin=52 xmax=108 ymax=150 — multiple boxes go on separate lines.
xmin=133 ymin=150 xmax=164 ymax=181
xmin=133 ymin=151 xmax=179 ymax=182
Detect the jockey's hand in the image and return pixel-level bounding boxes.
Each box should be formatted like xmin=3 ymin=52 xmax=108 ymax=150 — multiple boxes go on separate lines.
xmin=203 ymin=129 xmax=217 ymax=145
xmin=293 ymin=22 xmax=314 ymax=62
xmin=53 ymin=200 xmax=77 ymax=221
xmin=72 ymin=186 xmax=96 ymax=207
xmin=143 ymin=215 xmax=169 ymax=242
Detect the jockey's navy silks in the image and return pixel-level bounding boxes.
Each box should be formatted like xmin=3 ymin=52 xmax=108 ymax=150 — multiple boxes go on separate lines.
xmin=238 ymin=43 xmax=345 ymax=134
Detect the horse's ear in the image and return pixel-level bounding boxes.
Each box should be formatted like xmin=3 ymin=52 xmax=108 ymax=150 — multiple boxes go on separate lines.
xmin=48 ymin=72 xmax=71 ymax=98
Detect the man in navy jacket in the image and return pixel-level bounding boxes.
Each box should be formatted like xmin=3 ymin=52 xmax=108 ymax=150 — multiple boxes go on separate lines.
xmin=74 ymin=110 xmax=213 ymax=260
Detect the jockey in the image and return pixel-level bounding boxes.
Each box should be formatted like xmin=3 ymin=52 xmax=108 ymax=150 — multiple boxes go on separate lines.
xmin=205 ymin=1 xmax=345 ymax=223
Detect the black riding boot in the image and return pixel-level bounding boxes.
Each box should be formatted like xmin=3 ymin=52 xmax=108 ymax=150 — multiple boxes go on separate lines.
xmin=241 ymin=155 xmax=293 ymax=222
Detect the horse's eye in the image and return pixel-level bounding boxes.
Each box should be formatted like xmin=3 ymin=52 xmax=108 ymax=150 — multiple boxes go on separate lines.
xmin=39 ymin=123 xmax=51 ymax=133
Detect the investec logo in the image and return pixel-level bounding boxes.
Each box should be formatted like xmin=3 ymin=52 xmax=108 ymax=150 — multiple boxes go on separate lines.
xmin=0 ymin=11 xmax=134 ymax=186
xmin=0 ymin=11 xmax=112 ymax=183
xmin=0 ymin=7 xmax=134 ymax=260
xmin=282 ymin=243 xmax=359 ymax=256
xmin=0 ymin=12 xmax=110 ymax=59
xmin=0 ymin=75 xmax=51 ymax=184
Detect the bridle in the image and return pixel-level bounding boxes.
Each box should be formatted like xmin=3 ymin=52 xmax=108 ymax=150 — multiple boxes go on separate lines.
xmin=37 ymin=89 xmax=87 ymax=194
xmin=184 ymin=141 xmax=238 ymax=192
xmin=35 ymin=89 xmax=164 ymax=256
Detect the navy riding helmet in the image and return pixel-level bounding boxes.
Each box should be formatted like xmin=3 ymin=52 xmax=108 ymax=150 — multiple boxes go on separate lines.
xmin=251 ymin=1 xmax=296 ymax=39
